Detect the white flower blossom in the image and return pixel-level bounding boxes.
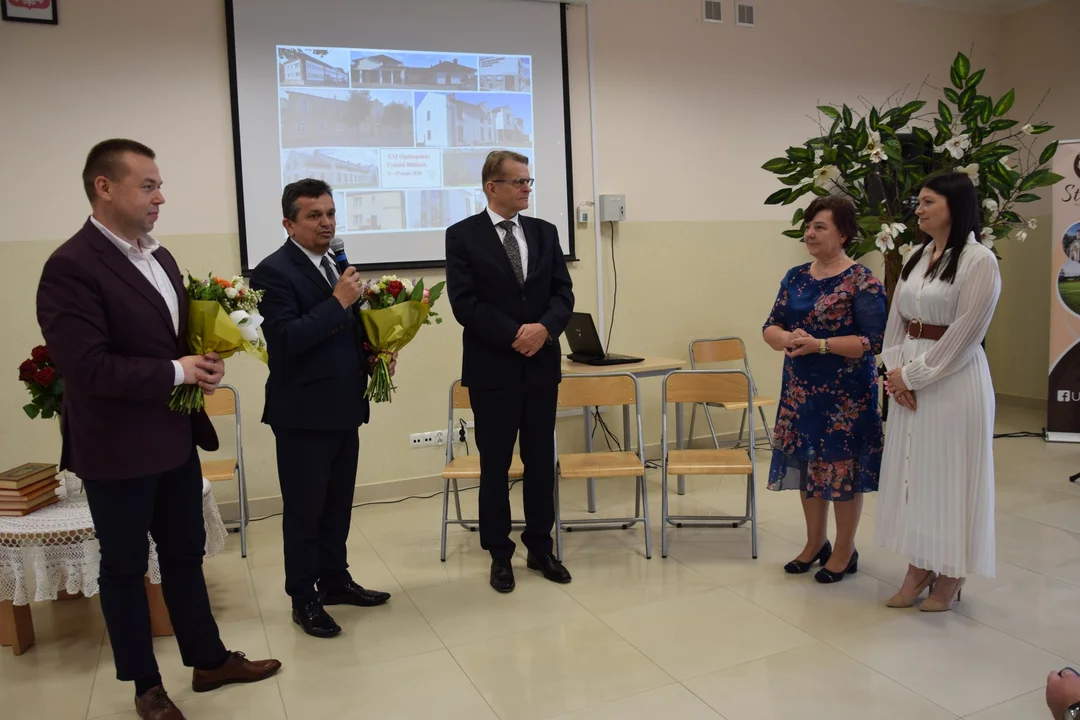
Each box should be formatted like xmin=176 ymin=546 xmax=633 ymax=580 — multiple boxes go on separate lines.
xmin=980 ymin=227 xmax=995 ymax=244
xmin=1016 ymin=230 xmax=1028 ymax=242
xmin=813 ymin=165 xmax=841 ymax=188
xmin=941 ymin=134 xmax=971 ymax=160
xmin=880 ymin=222 xmax=906 ymax=239
xmin=898 ymin=243 xmax=915 ymax=260
xmin=869 ymin=147 xmax=888 ymax=164
xmin=1027 ymin=218 xmax=1038 ymax=230
xmin=958 ymin=163 xmax=980 ymax=182
xmin=982 ymin=198 xmax=999 ymax=214
xmin=224 ymin=286 xmax=239 ymax=299
xmin=1022 ymin=123 xmax=1035 ymax=135
xmin=981 ymin=236 xmax=995 ymax=250
xmin=875 ymin=229 xmax=896 ymax=254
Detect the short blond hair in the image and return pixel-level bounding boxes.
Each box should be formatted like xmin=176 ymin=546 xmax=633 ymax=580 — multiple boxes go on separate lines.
xmin=481 ymin=150 xmax=530 ymax=186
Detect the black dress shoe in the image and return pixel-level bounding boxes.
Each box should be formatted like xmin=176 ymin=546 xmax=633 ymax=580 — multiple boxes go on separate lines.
xmin=320 ymin=581 xmax=391 ymax=607
xmin=292 ymin=601 xmax=341 ymax=638
xmin=784 ymin=540 xmax=832 ymax=574
xmin=526 ymin=552 xmax=571 ymax=584
xmin=490 ymin=558 xmax=515 ymax=593
xmin=815 ymin=549 xmax=859 ymax=584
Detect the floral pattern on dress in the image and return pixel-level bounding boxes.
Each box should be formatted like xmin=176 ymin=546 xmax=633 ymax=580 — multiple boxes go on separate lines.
xmin=762 ymin=263 xmax=886 ymax=501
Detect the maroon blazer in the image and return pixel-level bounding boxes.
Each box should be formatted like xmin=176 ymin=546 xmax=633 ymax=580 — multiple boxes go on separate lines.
xmin=36 ymin=219 xmax=218 ymax=482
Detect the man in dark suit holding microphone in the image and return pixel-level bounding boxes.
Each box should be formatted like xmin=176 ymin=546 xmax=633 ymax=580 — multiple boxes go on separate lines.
xmin=251 ymin=179 xmax=391 ymax=639
xmin=37 ymin=139 xmax=280 ymax=720
xmin=445 ymin=150 xmax=575 ymax=593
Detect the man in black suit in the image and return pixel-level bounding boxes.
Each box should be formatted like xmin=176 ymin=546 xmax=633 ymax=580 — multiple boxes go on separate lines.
xmin=445 ymin=150 xmax=575 ymax=593
xmin=251 ymin=179 xmax=391 ymax=638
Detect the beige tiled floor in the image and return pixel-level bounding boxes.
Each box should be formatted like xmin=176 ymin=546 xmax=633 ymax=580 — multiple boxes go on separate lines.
xmin=2 ymin=406 xmax=1077 ymax=718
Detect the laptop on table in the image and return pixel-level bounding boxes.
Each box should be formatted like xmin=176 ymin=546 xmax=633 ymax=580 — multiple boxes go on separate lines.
xmin=564 ymin=312 xmax=644 ymax=366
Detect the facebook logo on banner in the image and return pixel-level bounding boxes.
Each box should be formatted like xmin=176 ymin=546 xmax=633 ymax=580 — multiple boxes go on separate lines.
xmin=1060 ymin=390 xmax=1071 ymax=402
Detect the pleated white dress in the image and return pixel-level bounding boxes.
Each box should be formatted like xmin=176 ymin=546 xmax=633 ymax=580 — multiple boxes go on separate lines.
xmin=874 ymin=235 xmax=1001 ymax=579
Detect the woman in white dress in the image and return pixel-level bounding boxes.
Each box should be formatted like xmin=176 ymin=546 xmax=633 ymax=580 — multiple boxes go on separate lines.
xmin=875 ymin=170 xmax=1001 ymax=612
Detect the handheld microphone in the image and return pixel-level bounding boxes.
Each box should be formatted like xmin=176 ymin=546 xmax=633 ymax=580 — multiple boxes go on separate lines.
xmin=329 ymin=236 xmax=350 ymax=275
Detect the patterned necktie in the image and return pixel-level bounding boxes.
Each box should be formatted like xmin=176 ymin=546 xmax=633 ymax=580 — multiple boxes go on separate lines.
xmin=497 ymin=220 xmax=525 ymax=286
xmin=319 ymin=256 xmax=338 ymax=287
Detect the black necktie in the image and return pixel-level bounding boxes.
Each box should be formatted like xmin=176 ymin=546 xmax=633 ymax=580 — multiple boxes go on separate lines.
xmin=319 ymin=256 xmax=337 ymax=287
xmin=497 ymin=220 xmax=525 ymax=286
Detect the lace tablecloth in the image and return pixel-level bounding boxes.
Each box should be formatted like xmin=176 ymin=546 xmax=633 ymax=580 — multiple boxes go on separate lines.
xmin=0 ymin=473 xmax=228 ymax=606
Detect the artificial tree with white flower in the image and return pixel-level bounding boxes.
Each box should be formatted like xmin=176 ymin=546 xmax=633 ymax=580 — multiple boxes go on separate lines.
xmin=762 ymin=52 xmax=1062 ymax=303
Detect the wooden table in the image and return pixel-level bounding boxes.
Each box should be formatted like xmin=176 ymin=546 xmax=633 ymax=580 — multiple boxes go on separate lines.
xmin=562 ymin=356 xmax=686 ymax=514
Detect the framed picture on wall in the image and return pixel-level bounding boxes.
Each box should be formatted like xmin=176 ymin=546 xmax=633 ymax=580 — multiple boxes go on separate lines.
xmin=2 ymin=0 xmax=58 ymax=25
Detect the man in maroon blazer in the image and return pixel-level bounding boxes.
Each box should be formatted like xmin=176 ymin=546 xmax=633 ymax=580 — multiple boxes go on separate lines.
xmin=36 ymin=139 xmax=280 ymax=720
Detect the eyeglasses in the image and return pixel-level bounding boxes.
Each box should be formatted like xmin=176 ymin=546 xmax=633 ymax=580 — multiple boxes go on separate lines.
xmin=491 ymin=178 xmax=535 ymax=188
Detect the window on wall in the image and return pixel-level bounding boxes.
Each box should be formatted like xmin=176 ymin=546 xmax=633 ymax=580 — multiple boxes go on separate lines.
xmin=703 ymin=0 xmax=722 ymax=23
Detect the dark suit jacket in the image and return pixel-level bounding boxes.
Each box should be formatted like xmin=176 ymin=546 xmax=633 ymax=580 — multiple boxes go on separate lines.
xmin=250 ymin=240 xmax=370 ymax=430
xmin=445 ymin=212 xmax=574 ymax=389
xmin=35 ymin=219 xmax=218 ymax=482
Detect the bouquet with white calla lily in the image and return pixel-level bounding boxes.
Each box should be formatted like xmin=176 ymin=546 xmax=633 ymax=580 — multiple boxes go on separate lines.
xmin=169 ymin=273 xmax=268 ymax=413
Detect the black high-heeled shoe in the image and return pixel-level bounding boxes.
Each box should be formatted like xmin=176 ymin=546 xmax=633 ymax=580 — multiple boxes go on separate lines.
xmin=814 ymin=549 xmax=858 ymax=583
xmin=784 ymin=540 xmax=832 ymax=574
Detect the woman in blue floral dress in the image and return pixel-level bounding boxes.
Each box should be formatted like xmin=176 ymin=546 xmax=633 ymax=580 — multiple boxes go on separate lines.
xmin=762 ymin=196 xmax=886 ymax=584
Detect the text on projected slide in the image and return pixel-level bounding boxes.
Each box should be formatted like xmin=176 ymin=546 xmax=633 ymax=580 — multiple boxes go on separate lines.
xmin=277 ymin=46 xmax=535 ymax=236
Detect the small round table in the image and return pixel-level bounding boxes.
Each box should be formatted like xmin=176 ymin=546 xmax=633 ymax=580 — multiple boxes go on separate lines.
xmin=0 ymin=473 xmax=228 ymax=655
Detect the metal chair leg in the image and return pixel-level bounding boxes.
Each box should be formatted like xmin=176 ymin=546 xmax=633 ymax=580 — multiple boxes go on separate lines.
xmin=749 ymin=474 xmax=758 ymax=559
xmin=440 ymin=477 xmax=451 ymax=562
xmin=759 ymin=406 xmax=774 ymax=448
xmin=687 ymin=403 xmax=698 ymax=450
xmin=661 ymin=463 xmax=670 ymax=558
xmin=640 ymin=474 xmax=652 ymax=559
xmin=734 ymin=409 xmax=748 ymax=448
xmin=452 ymin=478 xmax=464 ymax=522
xmin=703 ymin=404 xmax=721 ymax=450
xmin=237 ymin=462 xmax=248 ymax=559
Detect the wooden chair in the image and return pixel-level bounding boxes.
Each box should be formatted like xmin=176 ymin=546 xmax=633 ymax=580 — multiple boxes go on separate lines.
xmin=439 ymin=379 xmax=528 ymax=561
xmin=662 ymin=369 xmax=758 ymax=559
xmin=200 ymin=384 xmax=250 ymax=557
xmin=555 ymin=373 xmax=650 ymax=559
xmin=687 ymin=337 xmax=774 ymax=451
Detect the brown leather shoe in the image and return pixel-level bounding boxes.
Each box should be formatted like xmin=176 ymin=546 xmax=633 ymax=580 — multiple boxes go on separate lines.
xmin=191 ymin=651 xmax=282 ymax=693
xmin=135 ymin=686 xmax=185 ymax=719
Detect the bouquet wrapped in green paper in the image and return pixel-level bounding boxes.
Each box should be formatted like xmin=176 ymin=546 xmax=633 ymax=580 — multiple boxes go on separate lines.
xmin=359 ymin=275 xmax=445 ymax=403
xmin=170 ymin=274 xmax=268 ymax=413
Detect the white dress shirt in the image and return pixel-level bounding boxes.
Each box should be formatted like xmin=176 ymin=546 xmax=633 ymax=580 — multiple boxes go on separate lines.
xmin=487 ymin=207 xmax=528 ymax=278
xmin=90 ymin=216 xmax=185 ymax=386
xmin=291 ymin=238 xmax=338 ymax=285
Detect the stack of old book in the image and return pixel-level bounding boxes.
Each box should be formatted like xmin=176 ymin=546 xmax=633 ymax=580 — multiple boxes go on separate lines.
xmin=0 ymin=463 xmax=61 ymax=516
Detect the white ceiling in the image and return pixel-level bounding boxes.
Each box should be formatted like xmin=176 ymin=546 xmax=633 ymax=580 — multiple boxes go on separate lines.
xmin=888 ymin=0 xmax=1054 ymax=14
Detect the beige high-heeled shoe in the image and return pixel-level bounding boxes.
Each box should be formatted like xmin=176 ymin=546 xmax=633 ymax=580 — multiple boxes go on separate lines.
xmin=885 ymin=570 xmax=937 ymax=608
xmin=920 ymin=577 xmax=965 ymax=612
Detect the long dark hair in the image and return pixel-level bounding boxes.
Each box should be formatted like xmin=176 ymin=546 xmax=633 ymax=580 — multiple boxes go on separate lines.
xmin=899 ymin=171 xmax=980 ymax=284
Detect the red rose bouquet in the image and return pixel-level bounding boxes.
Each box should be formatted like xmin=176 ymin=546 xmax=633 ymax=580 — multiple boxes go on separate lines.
xmin=359 ymin=275 xmax=445 ymax=403
xmin=18 ymin=345 xmax=63 ymax=419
